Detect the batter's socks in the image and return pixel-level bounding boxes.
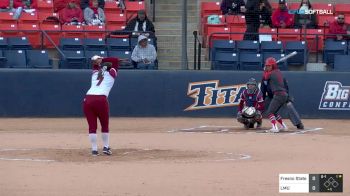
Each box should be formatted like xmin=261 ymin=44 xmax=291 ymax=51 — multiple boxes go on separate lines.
xmin=276 ymin=115 xmax=288 ymax=130
xmin=102 ymin=132 xmax=109 ymax=148
xmin=89 ymin=133 xmax=98 ymax=152
xmin=268 ymin=114 xmax=279 ymax=132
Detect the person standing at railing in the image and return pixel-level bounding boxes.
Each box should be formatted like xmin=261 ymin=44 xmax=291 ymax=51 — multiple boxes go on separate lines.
xmin=328 ymin=13 xmax=350 ymax=41
xmin=84 ymin=0 xmax=106 ymax=26
xmin=271 ymin=0 xmax=294 ymax=28
xmin=294 ymin=0 xmax=317 ymax=29
xmin=244 ymin=0 xmax=260 ymax=40
xmin=220 ymin=0 xmax=246 ymax=15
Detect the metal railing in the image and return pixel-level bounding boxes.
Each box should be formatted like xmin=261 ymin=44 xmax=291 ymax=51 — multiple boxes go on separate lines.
xmin=193 ymin=30 xmax=202 ymax=70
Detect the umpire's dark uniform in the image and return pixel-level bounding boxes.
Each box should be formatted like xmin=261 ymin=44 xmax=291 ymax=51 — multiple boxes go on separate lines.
xmin=244 ymin=0 xmax=260 ymax=40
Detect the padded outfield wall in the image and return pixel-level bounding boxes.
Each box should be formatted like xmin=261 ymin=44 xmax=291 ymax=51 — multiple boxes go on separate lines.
xmin=0 ymin=69 xmax=349 ymax=118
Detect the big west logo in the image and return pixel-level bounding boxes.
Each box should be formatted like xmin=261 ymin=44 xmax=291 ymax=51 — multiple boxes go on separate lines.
xmin=185 ymin=80 xmax=246 ymax=111
xmin=319 ymin=81 xmax=350 ymax=110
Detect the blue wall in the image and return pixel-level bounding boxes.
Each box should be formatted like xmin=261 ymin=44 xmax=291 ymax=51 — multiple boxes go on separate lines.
xmin=0 ymin=69 xmax=349 ymax=118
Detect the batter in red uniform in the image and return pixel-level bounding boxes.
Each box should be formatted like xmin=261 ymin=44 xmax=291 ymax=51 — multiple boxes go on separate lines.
xmin=83 ymin=55 xmax=120 ymax=156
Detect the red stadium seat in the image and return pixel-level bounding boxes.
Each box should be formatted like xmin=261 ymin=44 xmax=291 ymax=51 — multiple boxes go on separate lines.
xmin=0 ymin=12 xmax=17 ymax=24
xmin=277 ymin=29 xmax=301 ymax=42
xmin=104 ymin=0 xmax=122 ymax=15
xmin=40 ymin=23 xmax=61 ymax=48
xmin=271 ymin=2 xmax=279 ymax=10
xmin=288 ymin=3 xmax=300 ymax=11
xmin=230 ymin=27 xmax=245 ymax=41
xmin=125 ymin=1 xmax=145 ymax=20
xmin=317 ymin=15 xmax=336 ymax=30
xmin=201 ymin=2 xmax=221 ymax=18
xmin=105 ymin=13 xmax=127 ymax=28
xmin=312 ymin=3 xmax=333 ymax=12
xmin=0 ymin=23 xmax=19 ymax=37
xmin=18 ymin=12 xmax=39 ymax=25
xmin=84 ymin=25 xmax=106 ymax=39
xmin=206 ymin=26 xmax=230 ymax=47
xmin=259 ymin=28 xmax=277 ymax=41
xmin=62 ymin=25 xmax=85 ymax=39
xmin=18 ymin=23 xmax=41 ymax=48
xmin=303 ymin=29 xmax=324 ymax=52
xmin=37 ymin=0 xmax=54 ymax=14
xmin=38 ymin=12 xmax=59 ymax=23
xmin=334 ymin=4 xmax=350 ymax=15
xmin=201 ymin=15 xmax=225 ymax=36
xmin=226 ymin=15 xmax=246 ymax=28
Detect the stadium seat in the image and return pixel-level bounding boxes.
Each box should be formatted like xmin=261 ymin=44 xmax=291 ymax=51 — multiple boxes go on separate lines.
xmin=263 ymin=53 xmax=288 ymax=71
xmin=312 ymin=3 xmax=333 ymax=12
xmin=84 ymin=25 xmax=106 ymax=39
xmin=323 ymin=40 xmax=347 ymax=68
xmin=0 ymin=12 xmax=17 ymax=24
xmin=206 ymin=26 xmax=230 ymax=47
xmin=18 ymin=24 xmax=41 ymax=48
xmin=288 ymin=3 xmax=300 ymax=10
xmin=317 ymin=15 xmax=336 ymax=28
xmin=226 ymin=15 xmax=246 ymax=28
xmin=83 ymin=38 xmax=107 ymax=51
xmin=108 ymin=50 xmax=134 ymax=69
xmin=7 ymin=37 xmax=32 ymax=50
xmin=211 ymin=40 xmax=236 ymax=61
xmin=60 ymin=50 xmax=87 ymax=69
xmin=59 ymin=38 xmax=84 ymax=51
xmin=125 ymin=1 xmax=145 ymax=19
xmin=40 ymin=23 xmax=61 ymax=48
xmin=62 ymin=25 xmax=85 ymax=39
xmin=230 ymin=27 xmax=245 ymax=41
xmin=237 ymin=40 xmax=260 ymax=54
xmin=104 ymin=0 xmax=122 ymax=15
xmin=26 ymin=50 xmax=52 ymax=68
xmin=106 ymin=38 xmax=131 ymax=51
xmin=333 ymin=55 xmax=350 ymax=71
xmin=334 ymin=4 xmax=350 ymax=15
xmin=278 ymin=29 xmax=301 ymax=42
xmin=201 ymin=2 xmax=221 ymax=18
xmin=202 ymin=15 xmax=226 ymax=37
xmin=0 ymin=50 xmax=7 ymax=68
xmin=239 ymin=53 xmax=263 ymax=70
xmin=18 ymin=12 xmax=39 ymax=25
xmin=4 ymin=50 xmax=27 ymax=68
xmin=271 ymin=2 xmax=279 ymax=10
xmin=285 ymin=41 xmax=308 ymax=66
xmin=259 ymin=28 xmax=277 ymax=41
xmin=212 ymin=52 xmax=239 ymax=70
xmin=261 ymin=41 xmax=283 ymax=59
xmin=303 ymin=29 xmax=324 ymax=52
xmin=38 ymin=12 xmax=59 ymax=23
xmin=37 ymin=0 xmax=54 ymax=14
xmin=0 ymin=37 xmax=8 ymax=50
xmin=0 ymin=23 xmax=19 ymax=37
xmin=85 ymin=50 xmax=108 ymax=68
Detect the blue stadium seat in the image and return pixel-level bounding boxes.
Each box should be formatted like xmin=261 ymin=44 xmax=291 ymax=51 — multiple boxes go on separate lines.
xmin=0 ymin=37 xmax=8 ymax=50
xmin=323 ymin=40 xmax=347 ymax=68
xmin=4 ymin=50 xmax=27 ymax=68
xmin=106 ymin=38 xmax=130 ymax=51
xmin=212 ymin=52 xmax=239 ymax=70
xmin=211 ymin=40 xmax=236 ymax=61
xmin=239 ymin=53 xmax=263 ymax=70
xmin=334 ymin=55 xmax=350 ymax=71
xmin=108 ymin=50 xmax=134 ymax=69
xmin=85 ymin=50 xmax=108 ymax=68
xmin=59 ymin=38 xmax=84 ymax=51
xmin=237 ymin=40 xmax=260 ymax=54
xmin=263 ymin=53 xmax=288 ymax=71
xmin=27 ymin=50 xmax=52 ymax=69
xmin=7 ymin=37 xmax=32 ymax=50
xmin=59 ymin=50 xmax=86 ymax=69
xmin=83 ymin=38 xmax=107 ymax=51
xmin=285 ymin=41 xmax=308 ymax=66
xmin=261 ymin=41 xmax=283 ymax=58
xmin=0 ymin=50 xmax=7 ymax=68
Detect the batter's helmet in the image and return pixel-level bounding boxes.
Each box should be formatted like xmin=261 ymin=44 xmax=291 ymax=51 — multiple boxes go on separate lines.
xmin=265 ymin=57 xmax=278 ymax=70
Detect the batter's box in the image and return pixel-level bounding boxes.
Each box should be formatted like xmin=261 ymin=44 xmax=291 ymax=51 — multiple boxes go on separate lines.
xmin=257 ymin=127 xmax=323 ymax=135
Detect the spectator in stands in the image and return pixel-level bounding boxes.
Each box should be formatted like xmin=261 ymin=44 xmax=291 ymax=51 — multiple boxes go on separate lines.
xmin=294 ymin=0 xmax=317 ymax=29
xmin=59 ymin=2 xmax=84 ymax=25
xmin=0 ymin=0 xmax=12 ymax=12
xmin=259 ymin=0 xmax=272 ymax=28
xmin=12 ymin=0 xmax=37 ymax=19
xmin=220 ymin=0 xmax=246 ymax=15
xmin=81 ymin=0 xmax=105 ymax=10
xmin=84 ymin=0 xmax=106 ymax=26
xmin=271 ymin=0 xmax=294 ymax=28
xmin=54 ymin=0 xmax=80 ymax=13
xmin=131 ymin=34 xmax=157 ymax=69
xmin=328 ymin=14 xmax=350 ymax=41
xmin=125 ymin=10 xmax=155 ymax=37
xmin=244 ymin=0 xmax=260 ymax=40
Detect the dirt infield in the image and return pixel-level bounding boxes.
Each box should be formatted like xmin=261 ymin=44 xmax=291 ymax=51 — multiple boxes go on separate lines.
xmin=0 ymin=118 xmax=349 ymax=196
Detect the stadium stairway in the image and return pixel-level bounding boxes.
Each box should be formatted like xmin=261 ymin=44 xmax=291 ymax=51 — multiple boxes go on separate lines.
xmin=154 ymin=0 xmax=211 ymax=70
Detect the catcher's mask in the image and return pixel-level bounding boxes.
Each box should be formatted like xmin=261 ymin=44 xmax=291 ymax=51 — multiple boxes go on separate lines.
xmin=246 ymin=78 xmax=258 ymax=94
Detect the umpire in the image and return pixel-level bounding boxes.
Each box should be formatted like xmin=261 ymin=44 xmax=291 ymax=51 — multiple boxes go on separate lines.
xmin=244 ymin=0 xmax=260 ymax=40
xmin=261 ymin=57 xmax=304 ymax=132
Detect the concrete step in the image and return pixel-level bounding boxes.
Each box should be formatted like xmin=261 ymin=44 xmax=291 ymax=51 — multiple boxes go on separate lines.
xmin=156 ymin=35 xmax=198 ymax=42
xmin=156 ymin=10 xmax=199 ymax=17
xmin=155 ymin=4 xmax=198 ymax=10
xmin=156 ymin=28 xmax=198 ymax=35
xmin=154 ymin=22 xmax=198 ymax=29
xmin=155 ymin=15 xmax=198 ymax=23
